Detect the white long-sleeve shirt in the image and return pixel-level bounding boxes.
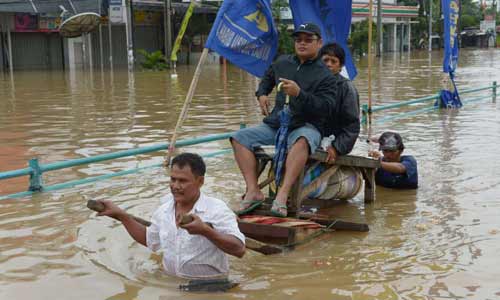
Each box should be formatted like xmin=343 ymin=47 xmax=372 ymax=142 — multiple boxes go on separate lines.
xmin=146 ymin=193 xmax=245 ymax=279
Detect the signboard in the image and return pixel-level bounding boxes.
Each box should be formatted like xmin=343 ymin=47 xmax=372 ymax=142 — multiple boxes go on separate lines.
xmin=134 ymin=11 xmax=161 ymax=25
xmin=15 ymin=14 xmax=38 ymax=31
xmin=480 ymin=20 xmax=496 ymax=32
xmin=109 ymin=5 xmax=123 ymax=23
xmin=279 ymin=7 xmax=292 ymax=20
xmin=39 ymin=17 xmax=60 ymax=30
xmin=484 ymin=14 xmax=495 ymax=21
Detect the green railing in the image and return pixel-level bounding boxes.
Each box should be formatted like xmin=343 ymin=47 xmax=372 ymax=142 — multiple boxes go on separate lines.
xmin=361 ymin=81 xmax=497 ymax=124
xmin=0 ymin=81 xmax=497 ymax=201
xmin=0 ymin=132 xmax=237 ymax=201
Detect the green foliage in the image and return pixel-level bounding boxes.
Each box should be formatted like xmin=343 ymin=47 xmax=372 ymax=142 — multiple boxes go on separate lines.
xmin=277 ymin=24 xmax=295 ymax=54
xmin=461 ymin=15 xmax=478 ymax=29
xmin=137 ymin=49 xmax=168 ymax=71
xmin=460 ymin=0 xmax=482 ymax=30
xmin=271 ymin=0 xmax=294 ymax=55
xmin=350 ymin=20 xmax=377 ymax=56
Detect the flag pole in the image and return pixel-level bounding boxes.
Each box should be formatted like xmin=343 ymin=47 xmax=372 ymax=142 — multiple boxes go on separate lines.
xmin=367 ymin=0 xmax=374 ymax=125
xmin=170 ymin=0 xmax=196 ymax=78
xmin=165 ymin=47 xmax=209 ymax=166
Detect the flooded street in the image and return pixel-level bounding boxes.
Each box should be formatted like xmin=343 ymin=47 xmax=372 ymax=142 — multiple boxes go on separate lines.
xmin=1 ymin=48 xmax=500 ymax=299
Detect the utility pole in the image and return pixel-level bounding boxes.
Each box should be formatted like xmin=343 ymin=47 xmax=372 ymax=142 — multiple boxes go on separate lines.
xmin=494 ymin=0 xmax=498 ymax=47
xmin=124 ymin=0 xmax=134 ymax=71
xmin=164 ymin=0 xmax=173 ymax=66
xmin=376 ymin=0 xmax=382 ymax=56
xmin=428 ymin=0 xmax=432 ymax=51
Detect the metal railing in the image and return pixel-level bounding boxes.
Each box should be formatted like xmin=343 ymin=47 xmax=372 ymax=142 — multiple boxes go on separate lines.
xmin=1 ymin=81 xmax=497 ymax=200
xmin=361 ymin=81 xmax=497 ymax=124
xmin=0 ymin=131 xmax=237 ymax=200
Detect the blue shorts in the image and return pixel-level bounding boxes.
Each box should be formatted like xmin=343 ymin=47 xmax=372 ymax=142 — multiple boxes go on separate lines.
xmin=231 ymin=123 xmax=321 ymax=153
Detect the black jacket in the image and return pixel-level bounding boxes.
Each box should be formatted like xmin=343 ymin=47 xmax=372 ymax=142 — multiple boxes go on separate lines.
xmin=255 ymin=55 xmax=338 ymax=136
xmin=325 ymin=73 xmax=360 ymax=155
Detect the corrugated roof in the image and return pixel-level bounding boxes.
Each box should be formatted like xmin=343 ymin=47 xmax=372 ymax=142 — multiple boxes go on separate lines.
xmin=0 ymin=0 xmax=218 ymax=14
xmin=0 ymin=0 xmax=101 ymax=14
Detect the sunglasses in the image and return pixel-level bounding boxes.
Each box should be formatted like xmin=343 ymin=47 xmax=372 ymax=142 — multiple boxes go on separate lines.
xmin=293 ymin=37 xmax=319 ymax=44
xmin=381 ymin=149 xmax=398 ymax=153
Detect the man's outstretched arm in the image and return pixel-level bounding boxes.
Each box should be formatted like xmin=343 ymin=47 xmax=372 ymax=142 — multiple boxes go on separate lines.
xmin=97 ymin=200 xmax=147 ymax=246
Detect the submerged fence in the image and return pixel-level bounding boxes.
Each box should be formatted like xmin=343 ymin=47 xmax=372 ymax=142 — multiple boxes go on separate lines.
xmin=361 ymin=81 xmax=497 ymax=124
xmin=0 ymin=82 xmax=497 ymax=200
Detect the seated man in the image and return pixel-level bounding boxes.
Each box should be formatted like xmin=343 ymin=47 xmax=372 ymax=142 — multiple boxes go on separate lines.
xmin=368 ymin=132 xmax=418 ymax=189
xmin=96 ymin=153 xmax=246 ymax=279
xmin=319 ymin=43 xmax=360 ymax=162
xmin=230 ymin=23 xmax=338 ymax=217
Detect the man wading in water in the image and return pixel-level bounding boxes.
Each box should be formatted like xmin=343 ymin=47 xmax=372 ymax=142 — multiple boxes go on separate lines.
xmin=95 ymin=153 xmax=246 ymax=279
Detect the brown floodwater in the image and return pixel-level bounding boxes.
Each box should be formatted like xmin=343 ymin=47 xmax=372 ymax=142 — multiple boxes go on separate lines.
xmin=1 ymin=49 xmax=500 ymax=300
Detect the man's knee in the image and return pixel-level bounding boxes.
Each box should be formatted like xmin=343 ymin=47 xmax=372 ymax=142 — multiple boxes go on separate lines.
xmin=291 ymin=137 xmax=310 ymax=153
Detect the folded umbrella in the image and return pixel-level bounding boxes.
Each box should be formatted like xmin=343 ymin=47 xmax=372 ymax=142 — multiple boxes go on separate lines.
xmin=273 ymin=83 xmax=291 ymax=187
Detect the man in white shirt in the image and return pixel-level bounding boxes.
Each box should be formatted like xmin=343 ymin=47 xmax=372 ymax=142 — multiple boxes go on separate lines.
xmin=96 ymin=153 xmax=246 ymax=279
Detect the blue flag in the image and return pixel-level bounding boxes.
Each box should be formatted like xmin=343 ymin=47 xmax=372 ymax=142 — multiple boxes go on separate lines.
xmin=205 ymin=0 xmax=278 ymax=78
xmin=442 ymin=0 xmax=460 ymax=74
xmin=289 ymin=0 xmax=357 ymax=80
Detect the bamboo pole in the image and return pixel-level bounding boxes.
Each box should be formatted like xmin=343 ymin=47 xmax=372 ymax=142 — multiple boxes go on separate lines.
xmin=367 ymin=0 xmax=374 ymax=125
xmin=166 ymin=48 xmax=209 ymax=165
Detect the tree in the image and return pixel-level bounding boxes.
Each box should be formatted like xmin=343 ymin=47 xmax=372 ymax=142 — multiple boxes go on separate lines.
xmin=460 ymin=0 xmax=482 ymax=30
xmin=350 ymin=20 xmax=377 ymax=56
xmin=271 ymin=0 xmax=294 ymax=54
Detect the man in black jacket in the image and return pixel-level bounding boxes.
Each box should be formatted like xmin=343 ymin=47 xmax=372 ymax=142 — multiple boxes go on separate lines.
xmin=230 ymin=23 xmax=338 ymax=217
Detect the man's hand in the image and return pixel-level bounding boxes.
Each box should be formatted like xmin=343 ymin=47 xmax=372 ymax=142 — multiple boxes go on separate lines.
xmin=179 ymin=214 xmax=211 ymax=235
xmin=368 ymin=150 xmax=382 ymax=159
xmin=258 ymin=95 xmax=270 ymax=116
xmin=279 ymin=78 xmax=301 ymax=97
xmin=326 ymin=146 xmax=338 ymax=163
xmin=96 ymin=200 xmax=127 ymax=221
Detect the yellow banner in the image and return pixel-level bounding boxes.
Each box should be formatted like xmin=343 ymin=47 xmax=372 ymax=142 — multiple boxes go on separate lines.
xmin=170 ymin=2 xmax=195 ymax=62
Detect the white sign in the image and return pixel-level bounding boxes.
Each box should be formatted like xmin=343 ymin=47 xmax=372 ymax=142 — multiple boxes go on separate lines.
xmin=109 ymin=5 xmax=124 ymax=24
xmin=480 ymin=20 xmax=496 ymax=32
xmin=280 ymin=7 xmax=292 ymax=20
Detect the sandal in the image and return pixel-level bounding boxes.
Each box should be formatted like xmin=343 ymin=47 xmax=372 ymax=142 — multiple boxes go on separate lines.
xmin=270 ymin=200 xmax=287 ymax=218
xmin=236 ymin=199 xmax=264 ymax=216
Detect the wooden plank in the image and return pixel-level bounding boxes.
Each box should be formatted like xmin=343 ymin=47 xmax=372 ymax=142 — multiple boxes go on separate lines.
xmin=255 ymin=147 xmax=380 ymax=169
xmin=244 ymin=237 xmax=284 ymax=255
xmin=363 ymin=168 xmax=376 ymax=203
xmin=238 ymin=221 xmax=295 ymax=240
xmin=297 ymin=214 xmax=370 ymax=232
xmin=242 ymin=209 xmax=369 ymax=232
xmin=310 ymin=152 xmax=380 ymax=168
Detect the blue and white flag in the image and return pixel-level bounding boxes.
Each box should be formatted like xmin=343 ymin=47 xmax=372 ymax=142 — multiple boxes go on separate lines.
xmin=205 ymin=0 xmax=278 ymax=78
xmin=289 ymin=0 xmax=357 ymax=80
xmin=442 ymin=0 xmax=460 ymax=74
